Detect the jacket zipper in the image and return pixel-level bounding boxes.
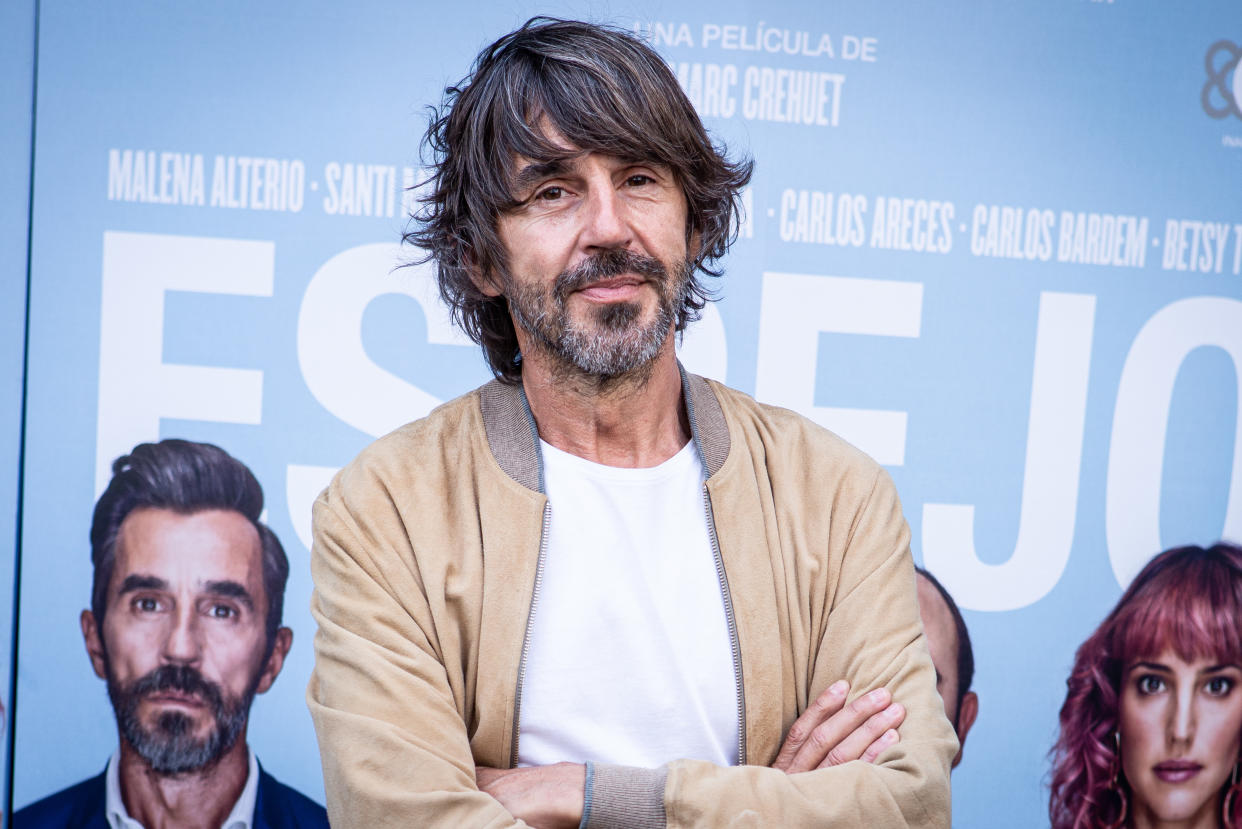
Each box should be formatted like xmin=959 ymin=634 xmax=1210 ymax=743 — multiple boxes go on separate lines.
xmin=510 ymin=501 xmax=552 ymax=767
xmin=703 ymin=484 xmax=747 ymax=766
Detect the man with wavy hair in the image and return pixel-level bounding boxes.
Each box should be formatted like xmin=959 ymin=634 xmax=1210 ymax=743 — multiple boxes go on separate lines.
xmin=308 ymin=17 xmax=956 ymax=828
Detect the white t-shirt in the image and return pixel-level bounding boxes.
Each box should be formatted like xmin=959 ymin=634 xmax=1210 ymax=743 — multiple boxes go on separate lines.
xmin=516 ymin=439 xmax=739 ymax=769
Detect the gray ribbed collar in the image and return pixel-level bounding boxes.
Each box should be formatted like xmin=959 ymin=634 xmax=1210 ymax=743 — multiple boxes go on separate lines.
xmin=478 ymin=365 xmax=731 ymax=494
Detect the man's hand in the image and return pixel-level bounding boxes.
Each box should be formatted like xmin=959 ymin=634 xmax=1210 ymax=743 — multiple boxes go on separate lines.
xmin=476 ymin=680 xmax=900 ymax=824
xmin=476 ymin=762 xmax=585 ymax=829
xmin=771 ymin=680 xmax=905 ymax=773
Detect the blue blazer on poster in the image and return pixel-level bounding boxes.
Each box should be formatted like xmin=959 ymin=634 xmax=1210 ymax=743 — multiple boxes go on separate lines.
xmin=13 ymin=764 xmax=329 ymax=829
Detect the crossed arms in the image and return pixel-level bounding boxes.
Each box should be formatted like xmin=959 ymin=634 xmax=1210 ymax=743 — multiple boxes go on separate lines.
xmin=306 ymin=405 xmax=956 ymax=828
xmin=476 ymin=681 xmax=908 ymax=828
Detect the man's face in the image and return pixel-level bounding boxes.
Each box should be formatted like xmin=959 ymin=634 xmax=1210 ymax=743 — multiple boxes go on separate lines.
xmin=916 ymin=573 xmax=977 ymax=768
xmin=491 ymin=141 xmax=693 ymax=377
xmin=81 ymin=507 xmax=286 ymax=775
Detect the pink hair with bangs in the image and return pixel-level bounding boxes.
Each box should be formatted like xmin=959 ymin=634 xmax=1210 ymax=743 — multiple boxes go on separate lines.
xmin=1049 ymin=542 xmax=1242 ymax=829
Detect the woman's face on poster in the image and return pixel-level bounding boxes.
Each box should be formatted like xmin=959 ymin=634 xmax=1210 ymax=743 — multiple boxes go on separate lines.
xmin=1119 ymin=650 xmax=1242 ymax=827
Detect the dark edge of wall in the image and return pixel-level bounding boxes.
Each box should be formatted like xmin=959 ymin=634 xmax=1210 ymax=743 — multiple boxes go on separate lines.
xmin=7 ymin=0 xmax=41 ymax=820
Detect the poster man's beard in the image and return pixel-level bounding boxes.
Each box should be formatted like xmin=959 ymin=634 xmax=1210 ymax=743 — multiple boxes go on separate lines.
xmin=107 ymin=663 xmax=254 ymax=775
xmin=506 ymin=249 xmax=690 ymax=378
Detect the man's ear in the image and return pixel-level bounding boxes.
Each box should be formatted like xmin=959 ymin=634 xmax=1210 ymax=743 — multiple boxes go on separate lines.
xmin=951 ymin=690 xmax=979 ymax=769
xmin=688 ymin=227 xmax=703 ymax=262
xmin=254 ymin=627 xmax=293 ymax=695
xmin=472 ymin=272 xmax=504 ymax=299
xmin=81 ymin=609 xmax=107 ymax=680
xmin=464 ymin=252 xmax=504 ymax=299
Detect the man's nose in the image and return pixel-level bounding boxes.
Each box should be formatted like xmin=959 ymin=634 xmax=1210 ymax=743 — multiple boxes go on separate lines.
xmin=581 ymin=186 xmax=632 ymax=251
xmin=161 ymin=606 xmax=202 ymax=664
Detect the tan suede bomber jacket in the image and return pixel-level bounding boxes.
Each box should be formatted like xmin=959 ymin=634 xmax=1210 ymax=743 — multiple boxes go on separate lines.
xmin=308 ymin=371 xmax=958 ymax=828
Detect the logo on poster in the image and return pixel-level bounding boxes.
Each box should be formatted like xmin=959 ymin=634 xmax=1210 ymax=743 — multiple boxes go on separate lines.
xmin=1202 ymin=40 xmax=1242 ymax=120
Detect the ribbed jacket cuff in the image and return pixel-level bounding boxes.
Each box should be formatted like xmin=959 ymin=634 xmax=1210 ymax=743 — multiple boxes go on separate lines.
xmin=581 ymin=763 xmax=667 ymax=829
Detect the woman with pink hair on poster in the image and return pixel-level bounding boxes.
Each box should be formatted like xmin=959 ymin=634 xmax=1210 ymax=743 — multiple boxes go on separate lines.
xmin=1050 ymin=542 xmax=1242 ymax=829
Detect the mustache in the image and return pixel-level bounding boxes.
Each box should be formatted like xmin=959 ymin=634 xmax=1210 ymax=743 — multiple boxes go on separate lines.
xmin=555 ymin=249 xmax=668 ymax=296
xmin=129 ymin=664 xmax=225 ymax=711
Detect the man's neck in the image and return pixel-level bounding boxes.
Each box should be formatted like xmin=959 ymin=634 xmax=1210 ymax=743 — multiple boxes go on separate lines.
xmin=117 ymin=737 xmax=250 ymax=829
xmin=519 ymin=335 xmax=690 ymax=467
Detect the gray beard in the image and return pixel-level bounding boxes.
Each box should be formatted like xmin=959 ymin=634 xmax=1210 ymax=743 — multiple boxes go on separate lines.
xmin=506 ymin=250 xmax=688 ymax=378
xmin=107 ymin=663 xmax=253 ymax=776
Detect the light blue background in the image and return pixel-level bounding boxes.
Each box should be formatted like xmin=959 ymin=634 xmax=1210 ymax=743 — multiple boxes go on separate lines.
xmin=8 ymin=2 xmax=1242 ymax=826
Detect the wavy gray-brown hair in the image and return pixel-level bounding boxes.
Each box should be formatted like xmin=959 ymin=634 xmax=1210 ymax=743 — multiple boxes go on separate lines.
xmin=406 ymin=17 xmax=753 ymax=382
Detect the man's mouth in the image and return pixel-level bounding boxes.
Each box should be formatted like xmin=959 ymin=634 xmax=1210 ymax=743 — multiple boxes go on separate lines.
xmin=145 ymin=690 xmax=206 ymax=708
xmin=575 ymin=276 xmax=647 ymax=301
xmin=1153 ymin=760 xmax=1203 ymax=783
xmin=554 ymin=249 xmax=668 ymax=301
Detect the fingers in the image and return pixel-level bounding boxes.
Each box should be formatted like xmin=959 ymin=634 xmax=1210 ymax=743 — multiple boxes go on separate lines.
xmin=860 ymin=728 xmax=901 ymax=764
xmin=771 ymin=679 xmax=850 ymax=772
xmin=799 ymin=688 xmax=895 ymax=770
xmin=778 ymin=685 xmax=905 ymax=774
xmin=815 ymin=698 xmax=905 ymax=770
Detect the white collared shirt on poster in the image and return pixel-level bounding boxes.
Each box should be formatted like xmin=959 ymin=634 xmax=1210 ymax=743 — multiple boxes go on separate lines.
xmin=104 ymin=746 xmax=258 ymax=829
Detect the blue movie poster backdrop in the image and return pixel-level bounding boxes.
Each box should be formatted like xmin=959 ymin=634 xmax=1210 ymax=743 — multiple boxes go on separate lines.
xmin=12 ymin=2 xmax=1242 ymax=826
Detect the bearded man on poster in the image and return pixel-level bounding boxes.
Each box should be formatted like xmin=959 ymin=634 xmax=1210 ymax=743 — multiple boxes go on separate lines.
xmin=307 ymin=17 xmax=956 ymax=828
xmin=16 ymin=440 xmax=327 ymax=829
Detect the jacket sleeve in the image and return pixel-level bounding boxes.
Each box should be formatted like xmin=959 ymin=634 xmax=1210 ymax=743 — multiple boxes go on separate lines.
xmin=306 ymin=486 xmax=529 ymax=829
xmin=583 ymin=466 xmax=957 ymax=829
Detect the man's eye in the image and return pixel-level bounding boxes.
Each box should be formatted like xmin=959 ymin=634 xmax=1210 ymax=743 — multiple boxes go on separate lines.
xmin=626 ymin=174 xmax=653 ymax=187
xmin=208 ymin=604 xmax=237 ymax=619
xmin=1137 ymin=674 xmax=1166 ymax=694
xmin=535 ymin=186 xmax=563 ymax=201
xmin=1205 ymin=676 xmax=1235 ymax=697
xmin=134 ymin=597 xmax=161 ymax=613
